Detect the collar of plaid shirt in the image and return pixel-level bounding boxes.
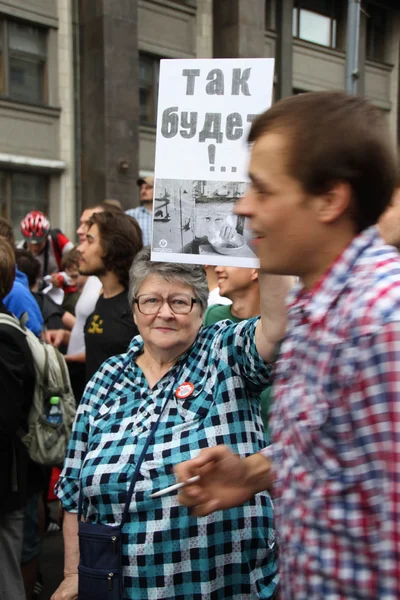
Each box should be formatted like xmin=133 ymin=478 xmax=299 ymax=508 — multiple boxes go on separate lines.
xmin=287 ymin=225 xmax=380 ymax=326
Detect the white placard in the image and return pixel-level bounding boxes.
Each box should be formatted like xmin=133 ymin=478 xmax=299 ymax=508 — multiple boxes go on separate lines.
xmin=151 ymin=58 xmax=274 ymax=268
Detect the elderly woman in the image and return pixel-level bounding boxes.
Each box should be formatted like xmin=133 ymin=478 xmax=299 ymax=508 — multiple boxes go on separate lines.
xmin=52 ymin=247 xmax=289 ymax=600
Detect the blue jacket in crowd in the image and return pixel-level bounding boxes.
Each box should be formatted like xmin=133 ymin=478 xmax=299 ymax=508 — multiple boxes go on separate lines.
xmin=3 ymin=269 xmax=43 ymax=337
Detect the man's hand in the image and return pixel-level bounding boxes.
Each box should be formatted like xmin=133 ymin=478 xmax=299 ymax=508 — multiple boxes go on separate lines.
xmin=43 ymin=329 xmax=67 ymax=348
xmin=219 ymin=225 xmax=245 ymax=248
xmin=50 ymin=574 xmax=78 ymax=600
xmin=50 ymin=273 xmax=64 ymax=288
xmin=174 ymin=445 xmax=273 ymax=517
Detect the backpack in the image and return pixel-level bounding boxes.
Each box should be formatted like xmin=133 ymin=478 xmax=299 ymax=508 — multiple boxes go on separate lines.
xmin=0 ymin=313 xmax=76 ymax=466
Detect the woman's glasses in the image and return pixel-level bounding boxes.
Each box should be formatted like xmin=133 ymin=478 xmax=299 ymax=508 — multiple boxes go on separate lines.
xmin=134 ymin=293 xmax=198 ymax=315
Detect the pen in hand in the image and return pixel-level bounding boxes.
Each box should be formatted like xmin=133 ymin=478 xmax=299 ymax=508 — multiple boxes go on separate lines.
xmin=150 ymin=475 xmax=200 ymax=498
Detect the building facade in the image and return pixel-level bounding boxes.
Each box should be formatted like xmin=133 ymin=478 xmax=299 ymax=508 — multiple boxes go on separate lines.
xmin=0 ymin=0 xmax=399 ymax=240
xmin=0 ymin=0 xmax=75 ymax=241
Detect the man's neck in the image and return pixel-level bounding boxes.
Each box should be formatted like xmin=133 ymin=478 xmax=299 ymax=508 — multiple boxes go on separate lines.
xmin=299 ymin=226 xmax=357 ymax=291
xmin=230 ymin=288 xmax=261 ymax=320
xmin=141 ymin=202 xmax=153 ymax=213
xmin=99 ymin=271 xmax=125 ymax=299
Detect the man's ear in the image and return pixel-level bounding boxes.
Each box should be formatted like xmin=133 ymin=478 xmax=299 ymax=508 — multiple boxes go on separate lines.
xmin=251 ymin=269 xmax=259 ymax=282
xmin=316 ymin=181 xmax=352 ymax=224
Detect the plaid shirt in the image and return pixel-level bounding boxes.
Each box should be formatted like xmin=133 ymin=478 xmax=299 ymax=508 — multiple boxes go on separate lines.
xmin=57 ymin=318 xmax=278 ymax=599
xmin=265 ymin=226 xmax=400 ymax=599
xmin=125 ymin=205 xmax=152 ymax=246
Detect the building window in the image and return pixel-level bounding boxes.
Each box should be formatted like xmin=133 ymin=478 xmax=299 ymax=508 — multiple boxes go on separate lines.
xmin=365 ymin=3 xmax=387 ymax=62
xmin=293 ymin=1 xmax=337 ymax=49
xmin=139 ymin=54 xmax=159 ymax=126
xmin=0 ymin=171 xmax=49 ymax=241
xmin=0 ymin=18 xmax=47 ymax=105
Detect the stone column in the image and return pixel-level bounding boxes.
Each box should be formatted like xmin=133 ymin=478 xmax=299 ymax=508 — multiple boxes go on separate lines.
xmin=276 ymin=0 xmax=293 ymax=99
xmin=213 ymin=0 xmax=265 ymax=58
xmin=197 ymin=0 xmax=213 ymax=58
xmin=57 ymin=0 xmax=76 ymax=238
xmin=79 ymin=0 xmax=138 ymax=210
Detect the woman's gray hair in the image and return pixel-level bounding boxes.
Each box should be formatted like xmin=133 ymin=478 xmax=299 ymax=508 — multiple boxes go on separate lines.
xmin=129 ymin=246 xmax=209 ymax=315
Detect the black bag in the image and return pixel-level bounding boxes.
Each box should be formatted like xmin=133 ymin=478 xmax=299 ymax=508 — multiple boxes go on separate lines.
xmin=77 ymin=360 xmax=168 ymax=600
xmin=78 ymin=522 xmax=122 ymax=598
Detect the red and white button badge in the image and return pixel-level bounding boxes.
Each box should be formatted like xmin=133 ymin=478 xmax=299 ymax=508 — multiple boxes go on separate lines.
xmin=175 ymin=382 xmax=194 ymax=399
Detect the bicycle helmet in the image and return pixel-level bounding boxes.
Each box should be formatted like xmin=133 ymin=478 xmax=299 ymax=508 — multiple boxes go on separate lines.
xmin=20 ymin=211 xmax=50 ymax=243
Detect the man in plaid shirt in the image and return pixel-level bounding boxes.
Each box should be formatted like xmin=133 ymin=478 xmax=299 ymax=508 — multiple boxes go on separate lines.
xmin=176 ymin=92 xmax=400 ymax=599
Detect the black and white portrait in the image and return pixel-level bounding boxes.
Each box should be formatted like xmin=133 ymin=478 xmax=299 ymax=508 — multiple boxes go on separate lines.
xmin=152 ymin=179 xmax=256 ymax=263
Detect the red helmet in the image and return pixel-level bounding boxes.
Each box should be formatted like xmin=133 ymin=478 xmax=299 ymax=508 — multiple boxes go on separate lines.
xmin=20 ymin=211 xmax=50 ymax=243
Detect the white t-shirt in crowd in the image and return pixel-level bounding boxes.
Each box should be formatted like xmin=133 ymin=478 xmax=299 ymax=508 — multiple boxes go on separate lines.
xmin=67 ymin=276 xmax=103 ymax=355
xmin=208 ymin=287 xmax=232 ymax=307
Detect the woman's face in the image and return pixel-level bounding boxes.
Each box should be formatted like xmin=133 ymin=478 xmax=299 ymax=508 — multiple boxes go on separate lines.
xmin=133 ymin=274 xmax=203 ymax=357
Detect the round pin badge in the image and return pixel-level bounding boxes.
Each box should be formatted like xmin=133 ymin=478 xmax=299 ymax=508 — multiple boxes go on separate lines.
xmin=175 ymin=382 xmax=194 ymax=399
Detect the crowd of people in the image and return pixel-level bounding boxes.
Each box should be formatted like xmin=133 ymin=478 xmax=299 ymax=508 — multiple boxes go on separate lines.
xmin=1 ymin=91 xmax=400 ymax=600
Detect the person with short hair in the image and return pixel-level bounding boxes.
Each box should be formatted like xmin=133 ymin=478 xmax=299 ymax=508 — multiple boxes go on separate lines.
xmin=51 ymin=246 xmax=290 ymax=600
xmin=204 ymin=266 xmax=259 ymax=325
xmin=176 ymin=91 xmax=400 ymax=600
xmin=126 ymin=176 xmax=154 ymax=245
xmin=204 ymin=264 xmax=232 ymax=306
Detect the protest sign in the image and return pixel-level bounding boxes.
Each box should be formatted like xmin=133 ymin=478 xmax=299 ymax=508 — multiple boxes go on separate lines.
xmin=151 ymin=58 xmax=274 ymax=267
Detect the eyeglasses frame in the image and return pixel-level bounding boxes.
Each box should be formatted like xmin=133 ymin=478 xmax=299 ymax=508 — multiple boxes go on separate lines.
xmin=133 ymin=294 xmax=198 ymax=315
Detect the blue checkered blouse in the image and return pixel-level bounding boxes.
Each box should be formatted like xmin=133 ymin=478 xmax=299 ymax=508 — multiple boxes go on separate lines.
xmin=56 ymin=318 xmax=278 ymax=599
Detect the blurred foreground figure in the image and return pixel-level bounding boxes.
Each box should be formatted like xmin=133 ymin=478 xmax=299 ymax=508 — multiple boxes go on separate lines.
xmin=176 ymin=92 xmax=400 ymax=600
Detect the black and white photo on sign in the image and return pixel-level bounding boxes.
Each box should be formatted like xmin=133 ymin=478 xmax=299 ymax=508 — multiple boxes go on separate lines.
xmin=152 ymin=179 xmax=256 ymax=259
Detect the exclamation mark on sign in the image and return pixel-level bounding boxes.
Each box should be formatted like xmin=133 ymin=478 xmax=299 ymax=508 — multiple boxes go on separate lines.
xmin=208 ymin=144 xmax=216 ymax=171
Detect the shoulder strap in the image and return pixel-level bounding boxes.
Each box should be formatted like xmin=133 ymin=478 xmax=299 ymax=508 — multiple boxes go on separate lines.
xmin=43 ymin=238 xmax=50 ymax=277
xmin=20 ymin=311 xmax=29 ymax=328
xmin=80 ymin=396 xmax=168 ymax=526
xmin=50 ymin=229 xmax=63 ymax=264
xmin=120 ymin=399 xmax=167 ymax=527
xmin=0 ymin=313 xmax=26 ymax=335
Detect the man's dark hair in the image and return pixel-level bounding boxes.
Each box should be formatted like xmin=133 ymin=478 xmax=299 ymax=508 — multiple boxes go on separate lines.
xmin=0 ymin=217 xmax=15 ymax=246
xmin=248 ymin=91 xmax=397 ymax=232
xmin=15 ymin=248 xmax=41 ymax=288
xmin=60 ymin=247 xmax=80 ymax=271
xmin=87 ymin=201 xmax=123 ymax=214
xmin=88 ymin=211 xmax=143 ymax=288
